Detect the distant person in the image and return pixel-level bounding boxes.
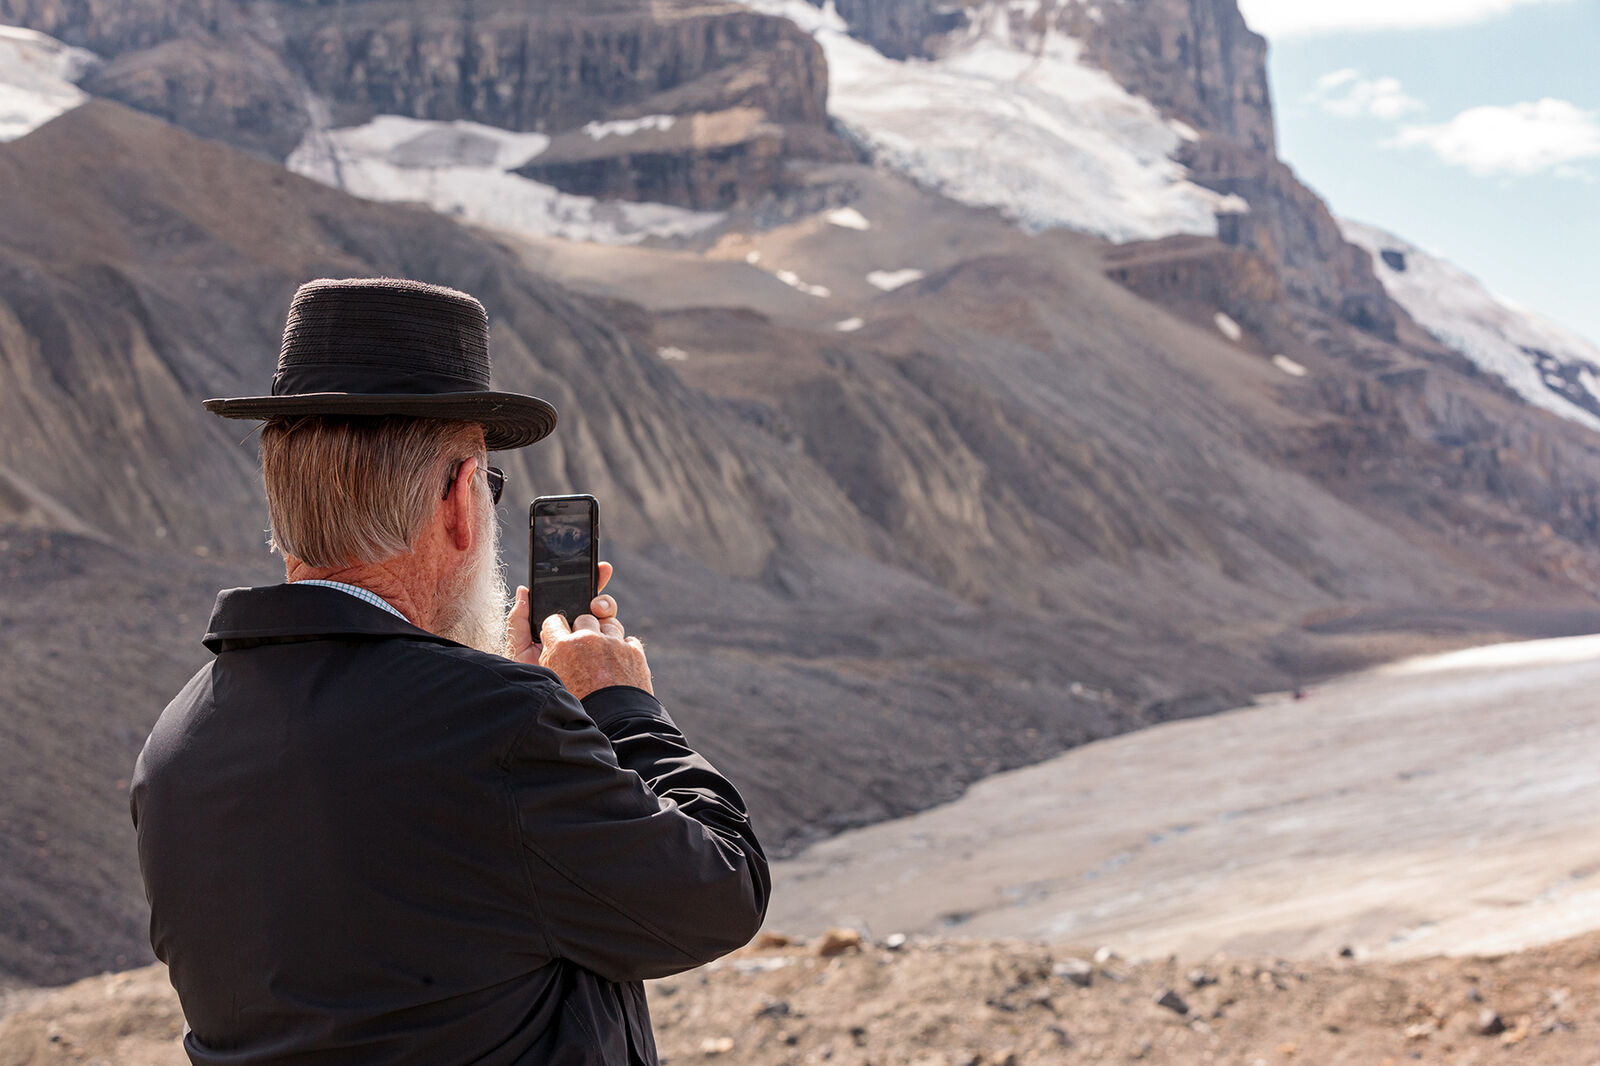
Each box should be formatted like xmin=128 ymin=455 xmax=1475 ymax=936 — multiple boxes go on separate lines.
xmin=131 ymin=278 xmax=769 ymax=1065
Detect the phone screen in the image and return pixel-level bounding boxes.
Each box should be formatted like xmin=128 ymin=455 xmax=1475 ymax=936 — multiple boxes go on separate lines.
xmin=529 ymin=495 xmax=598 ymax=629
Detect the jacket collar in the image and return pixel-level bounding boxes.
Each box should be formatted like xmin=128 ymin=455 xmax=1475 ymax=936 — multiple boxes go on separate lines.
xmin=202 ymin=583 xmax=461 ymax=654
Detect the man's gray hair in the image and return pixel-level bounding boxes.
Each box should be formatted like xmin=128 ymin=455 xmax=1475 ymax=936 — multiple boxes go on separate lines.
xmin=260 ymin=416 xmax=485 ymax=567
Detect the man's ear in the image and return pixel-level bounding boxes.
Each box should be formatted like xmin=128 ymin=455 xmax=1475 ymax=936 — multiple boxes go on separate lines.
xmin=442 ymin=456 xmax=477 ymax=553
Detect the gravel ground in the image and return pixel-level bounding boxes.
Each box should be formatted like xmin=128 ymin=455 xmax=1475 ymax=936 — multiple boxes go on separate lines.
xmin=6 ymin=932 xmax=1600 ymax=1065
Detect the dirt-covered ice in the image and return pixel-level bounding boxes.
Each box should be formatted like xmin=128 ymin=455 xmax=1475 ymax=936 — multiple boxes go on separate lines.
xmin=768 ymin=634 xmax=1600 ymax=961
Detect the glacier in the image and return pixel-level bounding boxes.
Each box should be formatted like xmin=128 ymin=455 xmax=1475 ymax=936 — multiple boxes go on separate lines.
xmin=1344 ymin=220 xmax=1600 ymax=434
xmin=0 ymin=25 xmax=97 ymax=143
xmin=743 ymin=0 xmax=1247 ymax=243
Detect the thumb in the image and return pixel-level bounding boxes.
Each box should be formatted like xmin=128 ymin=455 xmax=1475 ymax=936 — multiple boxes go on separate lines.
xmin=505 ymin=586 xmax=535 ymax=655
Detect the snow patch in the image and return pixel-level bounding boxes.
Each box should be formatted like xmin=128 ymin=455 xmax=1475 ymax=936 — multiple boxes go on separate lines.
xmin=742 ymin=0 xmax=850 ymax=34
xmin=324 ymin=114 xmax=550 ymax=169
xmin=773 ymin=268 xmax=832 ymax=298
xmin=745 ymin=250 xmax=763 ymax=264
xmin=867 ymin=268 xmax=925 ymax=292
xmin=741 ymin=3 xmax=1241 ymax=243
xmin=1169 ymin=119 xmax=1202 ymax=142
xmin=834 ymin=317 xmax=865 ymax=332
xmin=583 ymin=115 xmax=676 ymax=141
xmin=0 ymin=25 xmax=98 ymax=142
xmin=825 ymin=206 xmax=872 ymax=230
xmin=286 ymin=114 xmax=724 ymax=246
xmin=657 ymin=346 xmax=689 ymax=362
xmin=1213 ymin=312 xmax=1243 ymax=342
xmin=1272 ymin=354 xmax=1308 ymax=378
xmin=1343 ymin=219 xmax=1600 ymax=433
xmin=1380 ymin=632 xmax=1600 ymax=677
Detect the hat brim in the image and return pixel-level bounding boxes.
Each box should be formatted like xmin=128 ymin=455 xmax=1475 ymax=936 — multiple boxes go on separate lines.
xmin=204 ymin=391 xmax=557 ymax=451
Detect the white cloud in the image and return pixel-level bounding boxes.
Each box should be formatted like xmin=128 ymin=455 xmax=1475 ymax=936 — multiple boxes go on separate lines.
xmin=1306 ymin=70 xmax=1425 ymax=120
xmin=1387 ymin=98 xmax=1600 ymax=177
xmin=1239 ymin=0 xmax=1573 ymax=37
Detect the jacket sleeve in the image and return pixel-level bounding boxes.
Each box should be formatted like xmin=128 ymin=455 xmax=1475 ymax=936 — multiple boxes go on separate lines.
xmin=502 ymin=682 xmax=770 ymax=983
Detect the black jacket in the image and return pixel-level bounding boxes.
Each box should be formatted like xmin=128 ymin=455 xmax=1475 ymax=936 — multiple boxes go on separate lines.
xmin=131 ymin=583 xmax=769 ymax=1065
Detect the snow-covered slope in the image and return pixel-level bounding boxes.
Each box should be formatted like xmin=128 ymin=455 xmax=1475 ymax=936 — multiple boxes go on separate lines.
xmin=743 ymin=0 xmax=1246 ymax=243
xmin=286 ymin=114 xmax=725 ymax=246
xmin=1343 ymin=220 xmax=1600 ymax=434
xmin=0 ymin=25 xmax=97 ymax=142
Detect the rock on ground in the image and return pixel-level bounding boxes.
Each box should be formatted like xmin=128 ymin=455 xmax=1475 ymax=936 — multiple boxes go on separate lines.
xmin=8 ymin=932 xmax=1600 ymax=1064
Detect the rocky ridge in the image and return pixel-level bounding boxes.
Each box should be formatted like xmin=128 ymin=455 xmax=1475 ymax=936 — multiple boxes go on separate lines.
xmin=0 ymin=0 xmax=845 ymax=196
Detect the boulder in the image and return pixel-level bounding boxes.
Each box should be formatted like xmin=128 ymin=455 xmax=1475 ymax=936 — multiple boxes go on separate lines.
xmin=1052 ymin=957 xmax=1094 ymax=988
xmin=1155 ymin=990 xmax=1190 ymax=1015
xmin=816 ymin=927 xmax=863 ymax=957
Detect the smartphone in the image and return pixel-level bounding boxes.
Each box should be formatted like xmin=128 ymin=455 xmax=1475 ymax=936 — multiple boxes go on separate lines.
xmin=529 ymin=494 xmax=599 ymax=630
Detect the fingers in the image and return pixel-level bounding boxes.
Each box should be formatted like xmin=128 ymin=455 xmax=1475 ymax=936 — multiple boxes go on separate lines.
xmin=591 ymin=594 xmax=616 ymax=620
xmin=540 ymin=611 xmax=574 ymax=647
xmin=596 ymin=561 xmax=613 ymax=594
xmin=542 ymin=626 xmax=654 ymax=699
xmin=600 ymin=615 xmax=625 ymax=639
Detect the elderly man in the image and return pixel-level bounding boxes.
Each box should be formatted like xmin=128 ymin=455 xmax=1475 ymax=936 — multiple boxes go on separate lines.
xmin=131 ymin=278 xmax=769 ymax=1066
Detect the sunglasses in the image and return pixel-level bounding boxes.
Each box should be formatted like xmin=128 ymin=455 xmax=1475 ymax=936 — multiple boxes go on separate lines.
xmin=443 ymin=460 xmax=506 ymax=506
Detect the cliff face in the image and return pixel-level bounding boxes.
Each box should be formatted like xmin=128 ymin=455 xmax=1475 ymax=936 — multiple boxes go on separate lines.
xmin=0 ymin=0 xmax=233 ymax=52
xmin=1062 ymin=0 xmax=1274 ymax=155
xmin=278 ymin=4 xmax=829 ymax=134
xmin=0 ymin=0 xmax=841 ymax=206
xmin=823 ymin=0 xmax=964 ymax=59
xmin=1198 ymin=142 xmax=1397 ymax=333
xmin=1058 ymin=0 xmax=1395 ymax=332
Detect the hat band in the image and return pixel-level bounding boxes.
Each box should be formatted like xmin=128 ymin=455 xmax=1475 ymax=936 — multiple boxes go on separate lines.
xmin=272 ymin=361 xmax=486 ymax=398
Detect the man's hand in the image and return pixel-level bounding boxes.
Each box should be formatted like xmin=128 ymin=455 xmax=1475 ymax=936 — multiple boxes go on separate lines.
xmin=505 ymin=561 xmax=653 ymax=699
xmin=505 ymin=561 xmax=611 ymax=665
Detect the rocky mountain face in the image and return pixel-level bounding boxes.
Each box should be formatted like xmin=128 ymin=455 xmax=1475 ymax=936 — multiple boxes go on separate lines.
xmin=0 ymin=0 xmax=842 ymax=203
xmin=1064 ymin=0 xmax=1276 ymax=154
xmin=1056 ymin=0 xmax=1395 ymax=331
xmin=822 ymin=0 xmax=965 ymax=59
xmin=0 ymin=0 xmax=301 ymax=155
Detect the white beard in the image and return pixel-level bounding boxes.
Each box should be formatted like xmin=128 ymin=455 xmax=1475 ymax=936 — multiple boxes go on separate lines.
xmin=435 ymin=486 xmax=510 ymax=656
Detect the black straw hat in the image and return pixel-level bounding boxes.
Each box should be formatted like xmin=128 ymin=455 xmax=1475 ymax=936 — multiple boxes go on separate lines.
xmin=204 ymin=278 xmax=557 ymax=450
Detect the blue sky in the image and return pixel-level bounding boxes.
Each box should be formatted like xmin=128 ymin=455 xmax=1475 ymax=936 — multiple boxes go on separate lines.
xmin=1239 ymin=0 xmax=1599 ymax=347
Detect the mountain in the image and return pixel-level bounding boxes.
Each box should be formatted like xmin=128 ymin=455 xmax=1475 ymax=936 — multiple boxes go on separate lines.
xmin=1343 ymin=220 xmax=1600 ymax=434
xmin=0 ymin=0 xmax=1397 ymax=337
xmin=4 ymin=0 xmax=1600 ymax=989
